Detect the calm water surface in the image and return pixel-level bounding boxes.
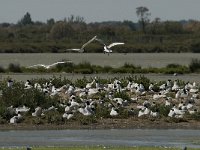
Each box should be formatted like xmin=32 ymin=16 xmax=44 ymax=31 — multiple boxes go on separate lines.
xmin=0 ymin=129 xmax=200 ymax=148
xmin=0 ymin=53 xmax=199 ymax=68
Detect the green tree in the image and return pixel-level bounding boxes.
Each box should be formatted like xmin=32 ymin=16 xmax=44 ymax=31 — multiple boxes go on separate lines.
xmin=47 ymin=18 xmax=55 ymax=26
xmin=164 ymin=21 xmax=183 ymax=34
xmin=67 ymin=15 xmax=85 ymax=23
xmin=18 ymin=12 xmax=33 ymax=26
xmin=146 ymin=17 xmax=164 ymax=34
xmin=136 ymin=6 xmax=151 ymax=33
xmin=49 ymin=22 xmax=74 ymax=40
xmin=151 ymin=17 xmax=161 ymax=34
xmin=123 ymin=20 xmax=136 ymax=31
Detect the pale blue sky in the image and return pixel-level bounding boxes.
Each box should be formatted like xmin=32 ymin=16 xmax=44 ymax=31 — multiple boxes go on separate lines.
xmin=0 ymin=0 xmax=199 ymax=23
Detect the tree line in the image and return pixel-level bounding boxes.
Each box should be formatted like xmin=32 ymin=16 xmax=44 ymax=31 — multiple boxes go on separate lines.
xmin=0 ymin=7 xmax=200 ymax=53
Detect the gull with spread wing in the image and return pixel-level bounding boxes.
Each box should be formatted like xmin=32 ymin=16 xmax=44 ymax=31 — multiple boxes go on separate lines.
xmin=27 ymin=61 xmax=72 ymax=69
xmin=66 ymin=35 xmax=97 ymax=53
xmin=95 ymin=38 xmax=124 ymax=54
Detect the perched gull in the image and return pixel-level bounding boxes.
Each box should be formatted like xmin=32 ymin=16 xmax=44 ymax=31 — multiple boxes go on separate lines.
xmin=7 ymin=79 xmax=13 ymax=87
xmin=66 ymin=35 xmax=97 ymax=53
xmin=95 ymin=38 xmax=124 ymax=54
xmin=27 ymin=61 xmax=71 ymax=69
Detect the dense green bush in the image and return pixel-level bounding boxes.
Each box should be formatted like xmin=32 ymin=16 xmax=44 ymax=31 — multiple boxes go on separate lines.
xmin=8 ymin=63 xmax=22 ymax=73
xmin=191 ymin=42 xmax=200 ymax=53
xmin=114 ymin=92 xmax=130 ymax=101
xmin=189 ymin=59 xmax=200 ymax=72
xmin=0 ymin=66 xmax=5 ymax=73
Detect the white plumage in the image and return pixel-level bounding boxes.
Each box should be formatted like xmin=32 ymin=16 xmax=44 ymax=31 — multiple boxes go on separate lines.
xmin=66 ymin=36 xmax=97 ymax=52
xmin=95 ymin=38 xmax=124 ymax=53
xmin=27 ymin=61 xmax=69 ymax=69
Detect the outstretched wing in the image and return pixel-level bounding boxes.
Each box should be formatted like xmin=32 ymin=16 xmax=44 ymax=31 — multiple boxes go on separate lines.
xmin=47 ymin=61 xmax=67 ymax=68
xmin=66 ymin=48 xmax=82 ymax=52
xmin=81 ymin=35 xmax=97 ymax=49
xmin=27 ymin=64 xmax=47 ymax=68
xmin=107 ymin=42 xmax=124 ymax=49
xmin=95 ymin=38 xmax=106 ymax=46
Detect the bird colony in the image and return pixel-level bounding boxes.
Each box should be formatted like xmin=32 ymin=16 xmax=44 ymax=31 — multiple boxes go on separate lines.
xmin=3 ymin=77 xmax=200 ymax=124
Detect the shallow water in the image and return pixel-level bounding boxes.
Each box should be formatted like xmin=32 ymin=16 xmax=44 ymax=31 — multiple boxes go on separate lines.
xmin=0 ymin=129 xmax=200 ymax=148
xmin=0 ymin=53 xmax=199 ymax=68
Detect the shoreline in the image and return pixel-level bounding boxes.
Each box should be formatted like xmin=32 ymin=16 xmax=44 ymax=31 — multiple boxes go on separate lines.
xmin=1 ymin=119 xmax=200 ymax=130
xmin=1 ymin=73 xmax=200 ymax=83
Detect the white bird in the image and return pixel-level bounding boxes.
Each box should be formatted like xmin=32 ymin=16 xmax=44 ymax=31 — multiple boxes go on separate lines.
xmin=153 ymin=93 xmax=166 ymax=100
xmin=7 ymin=79 xmax=13 ymax=88
xmin=150 ymin=110 xmax=159 ymax=117
xmin=186 ymin=102 xmax=193 ymax=110
xmin=78 ymin=105 xmax=93 ymax=116
xmin=168 ymin=109 xmax=175 ymax=117
xmin=24 ymin=80 xmax=32 ymax=89
xmin=172 ymin=80 xmax=180 ymax=91
xmin=110 ymin=107 xmax=118 ymax=116
xmin=63 ymin=112 xmax=74 ymax=119
xmin=27 ymin=61 xmax=69 ymax=69
xmin=138 ymin=108 xmax=146 ymax=117
xmin=10 ymin=112 xmax=23 ymax=124
xmin=66 ymin=35 xmax=97 ymax=52
xmin=95 ymin=38 xmax=124 ymax=54
xmin=189 ymin=109 xmax=197 ymax=115
xmin=165 ymin=99 xmax=171 ymax=107
xmin=15 ymin=105 xmax=30 ymax=113
xmin=32 ymin=107 xmax=42 ymax=117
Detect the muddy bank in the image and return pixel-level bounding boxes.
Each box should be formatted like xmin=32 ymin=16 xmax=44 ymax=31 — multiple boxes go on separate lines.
xmin=1 ymin=118 xmax=200 ymax=130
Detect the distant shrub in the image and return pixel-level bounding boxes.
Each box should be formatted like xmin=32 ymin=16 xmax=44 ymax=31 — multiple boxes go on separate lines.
xmin=166 ymin=63 xmax=182 ymax=68
xmin=74 ymin=62 xmax=94 ymax=74
xmin=74 ymin=77 xmax=88 ymax=88
xmin=162 ymin=63 xmax=190 ymax=74
xmin=54 ymin=61 xmax=74 ymax=72
xmin=74 ymin=68 xmax=93 ymax=74
xmin=122 ymin=63 xmax=137 ymax=69
xmin=102 ymin=66 xmax=113 ymax=73
xmin=73 ymin=113 xmax=97 ymax=125
xmin=95 ymin=105 xmax=110 ymax=119
xmin=45 ymin=110 xmax=63 ymax=124
xmin=157 ymin=105 xmax=171 ymax=117
xmin=8 ymin=63 xmax=22 ymax=72
xmin=0 ymin=105 xmax=7 ymax=120
xmin=191 ymin=42 xmax=200 ymax=53
xmin=114 ymin=92 xmax=130 ymax=101
xmin=133 ymin=75 xmax=150 ymax=90
xmin=189 ymin=59 xmax=200 ymax=72
xmin=31 ymin=117 xmax=45 ymax=125
xmin=188 ymin=112 xmax=200 ymax=121
xmin=50 ymin=76 xmax=71 ymax=87
xmin=0 ymin=66 xmax=5 ymax=73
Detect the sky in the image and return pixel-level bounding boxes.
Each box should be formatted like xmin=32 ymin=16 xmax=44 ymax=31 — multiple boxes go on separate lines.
xmin=0 ymin=0 xmax=200 ymax=23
